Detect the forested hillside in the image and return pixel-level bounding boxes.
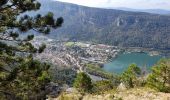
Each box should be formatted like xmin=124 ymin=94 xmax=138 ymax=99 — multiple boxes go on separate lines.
xmin=37 ymin=0 xmax=170 ymax=50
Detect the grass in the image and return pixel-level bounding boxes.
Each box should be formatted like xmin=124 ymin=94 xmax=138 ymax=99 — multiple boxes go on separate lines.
xmin=65 ymin=42 xmax=75 ymax=47
xmin=58 ymin=92 xmax=83 ymax=100
xmin=57 ymin=87 xmax=169 ymax=100
xmin=65 ymin=42 xmax=89 ymax=47
xmin=85 ymin=63 xmax=114 ymax=79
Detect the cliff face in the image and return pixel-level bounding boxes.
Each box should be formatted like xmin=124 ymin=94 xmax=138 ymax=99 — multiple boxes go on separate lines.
xmin=35 ymin=0 xmax=170 ymax=50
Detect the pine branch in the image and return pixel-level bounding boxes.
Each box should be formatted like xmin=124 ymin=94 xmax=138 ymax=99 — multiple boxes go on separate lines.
xmin=0 ymin=4 xmax=15 ymax=12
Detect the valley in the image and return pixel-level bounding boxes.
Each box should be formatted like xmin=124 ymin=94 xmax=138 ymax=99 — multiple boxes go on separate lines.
xmin=32 ymin=36 xmax=166 ymax=75
xmin=1 ymin=0 xmax=170 ymax=99
xmin=31 ymin=36 xmax=169 ymax=99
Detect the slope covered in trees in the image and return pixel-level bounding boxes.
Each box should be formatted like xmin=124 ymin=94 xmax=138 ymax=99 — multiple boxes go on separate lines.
xmin=37 ymin=0 xmax=170 ymax=50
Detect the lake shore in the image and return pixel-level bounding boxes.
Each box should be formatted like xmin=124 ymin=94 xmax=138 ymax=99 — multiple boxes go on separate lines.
xmin=121 ymin=46 xmax=170 ymax=57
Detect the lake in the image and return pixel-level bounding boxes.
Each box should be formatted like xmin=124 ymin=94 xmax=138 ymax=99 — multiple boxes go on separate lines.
xmin=103 ymin=52 xmax=162 ymax=74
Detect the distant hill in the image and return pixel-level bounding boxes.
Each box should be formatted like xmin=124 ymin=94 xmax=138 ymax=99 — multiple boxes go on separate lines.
xmin=32 ymin=0 xmax=170 ymax=50
xmin=111 ymin=7 xmax=170 ymax=15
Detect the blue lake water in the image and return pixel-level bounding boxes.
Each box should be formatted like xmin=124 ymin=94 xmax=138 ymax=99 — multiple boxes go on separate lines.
xmin=103 ymin=52 xmax=162 ymax=74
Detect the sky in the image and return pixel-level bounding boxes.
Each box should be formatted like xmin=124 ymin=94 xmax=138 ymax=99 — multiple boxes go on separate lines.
xmin=55 ymin=0 xmax=170 ymax=10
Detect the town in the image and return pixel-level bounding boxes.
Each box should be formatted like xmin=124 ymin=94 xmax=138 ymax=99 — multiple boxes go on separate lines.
xmin=32 ymin=36 xmax=121 ymax=72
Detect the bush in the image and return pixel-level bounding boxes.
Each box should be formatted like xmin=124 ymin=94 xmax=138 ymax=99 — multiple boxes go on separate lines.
xmin=73 ymin=72 xmax=93 ymax=93
xmin=92 ymin=80 xmax=114 ymax=94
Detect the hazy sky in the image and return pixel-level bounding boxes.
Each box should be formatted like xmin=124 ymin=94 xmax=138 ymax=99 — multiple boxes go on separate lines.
xmin=55 ymin=0 xmax=170 ymax=10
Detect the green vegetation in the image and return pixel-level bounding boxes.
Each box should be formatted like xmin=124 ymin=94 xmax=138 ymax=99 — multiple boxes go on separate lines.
xmin=50 ymin=68 xmax=77 ymax=86
xmin=65 ymin=42 xmax=75 ymax=47
xmin=59 ymin=59 xmax=170 ymax=99
xmin=0 ymin=58 xmax=51 ymax=99
xmin=85 ymin=63 xmax=114 ymax=79
xmin=65 ymin=42 xmax=89 ymax=48
xmin=73 ymin=72 xmax=93 ymax=93
xmin=77 ymin=59 xmax=169 ymax=93
xmin=93 ymin=80 xmax=115 ymax=94
xmin=119 ymin=59 xmax=170 ymax=93
xmin=59 ymin=92 xmax=83 ymax=100
xmin=121 ymin=64 xmax=141 ymax=88
xmin=0 ymin=0 xmax=63 ymax=99
xmin=147 ymin=59 xmax=170 ymax=93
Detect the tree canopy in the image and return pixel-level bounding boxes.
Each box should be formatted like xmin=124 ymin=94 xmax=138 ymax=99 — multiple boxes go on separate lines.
xmin=0 ymin=0 xmax=63 ymax=99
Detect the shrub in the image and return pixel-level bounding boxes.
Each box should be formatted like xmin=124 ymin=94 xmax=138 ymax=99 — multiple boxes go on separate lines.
xmin=93 ymin=80 xmax=114 ymax=94
xmin=73 ymin=72 xmax=93 ymax=93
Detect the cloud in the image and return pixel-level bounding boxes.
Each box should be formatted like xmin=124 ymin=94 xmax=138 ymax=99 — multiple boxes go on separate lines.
xmin=54 ymin=0 xmax=170 ymax=10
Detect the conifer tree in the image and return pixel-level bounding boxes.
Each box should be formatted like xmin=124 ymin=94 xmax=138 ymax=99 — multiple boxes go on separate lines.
xmin=121 ymin=64 xmax=141 ymax=88
xmin=147 ymin=59 xmax=170 ymax=93
xmin=0 ymin=0 xmax=63 ymax=99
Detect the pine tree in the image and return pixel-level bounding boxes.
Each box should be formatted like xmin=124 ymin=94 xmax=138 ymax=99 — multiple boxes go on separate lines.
xmin=121 ymin=64 xmax=141 ymax=88
xmin=0 ymin=0 xmax=63 ymax=99
xmin=147 ymin=59 xmax=170 ymax=93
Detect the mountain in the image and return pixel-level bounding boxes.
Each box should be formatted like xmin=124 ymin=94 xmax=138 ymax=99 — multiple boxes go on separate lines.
xmin=111 ymin=7 xmax=170 ymax=15
xmin=33 ymin=0 xmax=170 ymax=50
xmin=135 ymin=9 xmax=170 ymax=15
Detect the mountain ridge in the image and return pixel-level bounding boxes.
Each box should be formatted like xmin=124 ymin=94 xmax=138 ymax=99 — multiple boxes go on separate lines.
xmin=108 ymin=7 xmax=170 ymax=15
xmin=35 ymin=0 xmax=170 ymax=50
xmin=44 ymin=0 xmax=170 ymax=15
